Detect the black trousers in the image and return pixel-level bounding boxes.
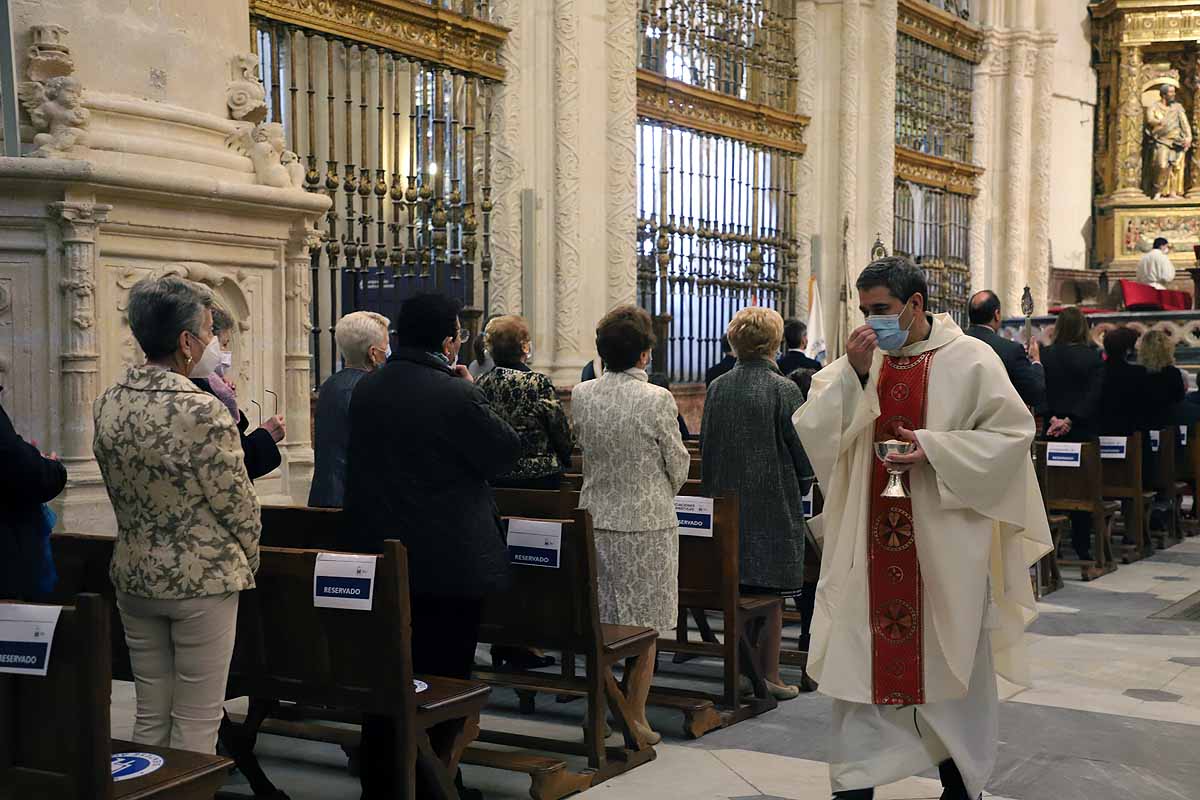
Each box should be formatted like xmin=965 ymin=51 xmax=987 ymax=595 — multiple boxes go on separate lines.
xmin=360 ymin=593 xmax=483 ymax=799
xmin=834 ymin=759 xmax=972 ymax=800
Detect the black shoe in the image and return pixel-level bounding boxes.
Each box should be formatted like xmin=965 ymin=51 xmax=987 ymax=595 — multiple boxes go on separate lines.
xmin=490 ymin=645 xmax=556 ymax=671
xmin=833 ymin=789 xmax=874 ymax=799
xmin=938 ymin=759 xmax=972 ymax=800
xmin=455 ymin=768 xmax=484 ymax=800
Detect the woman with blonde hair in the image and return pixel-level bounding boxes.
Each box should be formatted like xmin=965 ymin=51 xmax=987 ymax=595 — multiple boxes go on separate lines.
xmin=701 ymin=306 xmax=814 ymax=699
xmin=1138 ymin=329 xmax=1186 ymax=432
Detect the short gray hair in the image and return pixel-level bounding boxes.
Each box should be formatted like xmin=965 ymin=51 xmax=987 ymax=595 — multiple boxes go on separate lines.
xmin=335 ymin=311 xmax=389 ymax=368
xmin=127 ymin=275 xmax=212 ymax=360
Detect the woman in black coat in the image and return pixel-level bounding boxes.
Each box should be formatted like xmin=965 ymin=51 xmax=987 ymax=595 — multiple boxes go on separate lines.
xmin=0 ymin=394 xmax=67 ymax=600
xmin=1040 ymin=306 xmax=1103 ymax=441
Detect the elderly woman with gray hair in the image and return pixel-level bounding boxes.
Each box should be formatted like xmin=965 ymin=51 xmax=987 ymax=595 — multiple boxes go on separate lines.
xmin=93 ymin=274 xmax=262 ymax=755
xmin=309 ymin=311 xmax=391 ymax=507
xmin=701 ymin=306 xmax=814 ymax=700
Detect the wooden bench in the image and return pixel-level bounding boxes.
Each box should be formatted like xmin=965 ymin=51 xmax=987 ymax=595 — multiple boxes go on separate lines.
xmin=222 ymin=541 xmax=491 ymax=800
xmin=1034 ymin=441 xmax=1119 ymax=581
xmin=1100 ymin=433 xmax=1156 ymax=563
xmin=1036 ymin=515 xmax=1069 ymax=597
xmin=468 ymin=509 xmax=657 ymax=798
xmin=1175 ymin=422 xmax=1200 ymax=536
xmin=0 ymin=593 xmax=232 ymax=800
xmin=1146 ymin=427 xmax=1187 ymax=547
xmin=493 ymin=485 xmax=781 ymax=740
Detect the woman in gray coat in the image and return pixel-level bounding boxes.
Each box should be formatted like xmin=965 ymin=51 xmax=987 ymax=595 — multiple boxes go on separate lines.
xmin=701 ymin=306 xmax=814 ymax=700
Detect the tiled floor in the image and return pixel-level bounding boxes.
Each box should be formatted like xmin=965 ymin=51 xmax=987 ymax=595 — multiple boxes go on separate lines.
xmin=110 ymin=541 xmax=1200 ymax=799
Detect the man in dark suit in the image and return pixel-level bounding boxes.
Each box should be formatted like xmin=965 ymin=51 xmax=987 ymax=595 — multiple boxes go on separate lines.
xmin=344 ymin=293 xmax=520 ymax=800
xmin=705 ymin=335 xmax=737 ymax=385
xmin=965 ymin=290 xmax=1045 ymax=408
xmin=777 ymin=318 xmax=822 ymax=376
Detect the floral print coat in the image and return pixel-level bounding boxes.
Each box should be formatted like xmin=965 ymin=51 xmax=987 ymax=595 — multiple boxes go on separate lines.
xmin=476 ymin=363 xmax=574 ymax=481
xmin=93 ymin=365 xmax=262 ymax=599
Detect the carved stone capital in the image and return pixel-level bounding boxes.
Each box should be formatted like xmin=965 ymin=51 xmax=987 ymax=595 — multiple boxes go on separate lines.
xmin=227 ymin=53 xmax=268 ymax=123
xmin=27 ymin=24 xmax=74 ymax=82
xmin=49 ymin=201 xmax=111 ymax=241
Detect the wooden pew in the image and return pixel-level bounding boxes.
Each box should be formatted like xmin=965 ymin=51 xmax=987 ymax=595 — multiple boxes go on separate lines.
xmin=1034 ymin=441 xmax=1119 ymax=581
xmin=657 ymin=482 xmax=780 ymax=733
xmin=1100 ymin=433 xmax=1155 ymax=563
xmin=468 ymin=509 xmax=657 ymax=798
xmin=1146 ymin=428 xmax=1187 ymax=547
xmin=1037 ymin=515 xmax=1069 ymax=597
xmin=493 ymin=485 xmax=780 ymax=739
xmin=0 ymin=593 xmax=231 ymax=800
xmin=222 ymin=541 xmax=491 ymax=800
xmin=1175 ymin=423 xmax=1200 ymax=536
xmin=48 ymin=533 xmax=133 ymax=682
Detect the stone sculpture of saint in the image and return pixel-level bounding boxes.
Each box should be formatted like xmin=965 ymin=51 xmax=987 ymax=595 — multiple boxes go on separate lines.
xmin=1146 ymin=83 xmax=1192 ymax=200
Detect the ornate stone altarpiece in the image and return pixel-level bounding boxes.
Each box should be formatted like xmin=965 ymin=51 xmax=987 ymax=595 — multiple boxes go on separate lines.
xmin=1091 ymin=1 xmax=1200 ymax=273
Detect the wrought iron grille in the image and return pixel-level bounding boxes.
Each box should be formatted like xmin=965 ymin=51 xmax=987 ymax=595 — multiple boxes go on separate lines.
xmin=637 ymin=119 xmax=799 ymax=384
xmin=893 ymin=181 xmax=971 ymax=328
xmin=637 ymin=0 xmax=796 ymax=110
xmin=895 ymin=32 xmax=974 ymax=163
xmin=253 ymin=18 xmax=496 ymax=388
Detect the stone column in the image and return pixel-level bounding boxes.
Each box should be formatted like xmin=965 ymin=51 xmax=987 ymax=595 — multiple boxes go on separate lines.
xmin=1112 ymin=44 xmax=1145 ymax=199
xmin=605 ymin=0 xmax=637 ymax=310
xmin=1001 ymin=37 xmax=1032 ymax=311
xmin=1027 ymin=39 xmax=1056 ymax=313
xmin=794 ymin=0 xmax=816 ymax=319
xmin=1187 ymin=46 xmax=1200 ymax=199
xmin=869 ymin=0 xmax=898 ymax=255
xmin=552 ymin=1 xmax=584 ymax=370
xmin=282 ymin=223 xmax=319 ymax=501
xmin=835 ymin=0 xmax=863 ymax=359
xmin=969 ymin=37 xmax=995 ymax=293
xmin=50 ymin=201 xmax=111 ymax=471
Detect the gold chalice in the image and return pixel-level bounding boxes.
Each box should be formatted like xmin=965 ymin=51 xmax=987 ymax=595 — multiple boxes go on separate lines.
xmin=874 ymin=439 xmax=914 ymax=498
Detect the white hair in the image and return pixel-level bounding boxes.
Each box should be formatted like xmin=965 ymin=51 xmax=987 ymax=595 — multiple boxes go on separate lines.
xmin=335 ymin=311 xmax=389 ymax=368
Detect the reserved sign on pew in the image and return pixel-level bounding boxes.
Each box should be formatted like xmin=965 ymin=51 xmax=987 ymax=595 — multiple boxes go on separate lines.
xmin=1151 ymin=431 xmax=1161 ymax=453
xmin=1046 ymin=442 xmax=1082 ymax=468
xmin=1099 ymin=436 xmax=1127 ymax=460
xmin=0 ymin=604 xmax=61 ymax=677
xmin=802 ymin=485 xmax=815 ymax=518
xmin=676 ymin=496 xmax=714 ymax=538
xmin=313 ymin=553 xmax=377 ymax=611
xmin=507 ymin=518 xmax=563 ymax=568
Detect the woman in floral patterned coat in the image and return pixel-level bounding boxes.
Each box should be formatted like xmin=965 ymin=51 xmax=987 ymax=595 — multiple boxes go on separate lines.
xmin=93 ymin=275 xmax=261 ymax=755
xmin=571 ymin=305 xmax=691 ymax=744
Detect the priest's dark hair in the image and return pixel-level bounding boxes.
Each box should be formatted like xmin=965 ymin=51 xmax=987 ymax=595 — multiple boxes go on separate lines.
xmin=595 ymin=304 xmax=656 ymax=372
xmin=968 ymin=290 xmax=1001 ymax=325
xmin=855 ymin=255 xmax=928 ymax=308
xmin=393 ymin=293 xmax=462 ymax=352
xmin=1154 ymin=237 xmax=1169 ymax=250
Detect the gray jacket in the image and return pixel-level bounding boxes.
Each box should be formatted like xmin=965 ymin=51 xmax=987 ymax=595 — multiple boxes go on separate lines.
xmin=701 ymin=359 xmax=814 ymax=590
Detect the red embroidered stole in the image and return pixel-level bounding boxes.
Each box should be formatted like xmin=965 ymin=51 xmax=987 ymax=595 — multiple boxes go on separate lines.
xmin=869 ymin=351 xmax=934 ymax=705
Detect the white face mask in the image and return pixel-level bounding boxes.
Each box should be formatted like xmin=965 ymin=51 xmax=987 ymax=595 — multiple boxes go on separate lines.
xmin=190 ymin=335 xmax=223 ymax=378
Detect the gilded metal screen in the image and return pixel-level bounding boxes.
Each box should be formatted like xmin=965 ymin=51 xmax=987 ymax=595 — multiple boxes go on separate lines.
xmin=637 ymin=120 xmax=798 ymax=383
xmin=893 ymin=181 xmax=971 ymax=328
xmin=253 ymin=18 xmax=496 ymax=387
xmin=895 ymin=32 xmax=974 ymax=164
xmin=636 ymin=0 xmax=802 ymax=384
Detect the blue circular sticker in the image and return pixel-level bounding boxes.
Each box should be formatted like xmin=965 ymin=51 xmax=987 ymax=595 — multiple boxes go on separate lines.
xmin=111 ymin=752 xmax=164 ymax=782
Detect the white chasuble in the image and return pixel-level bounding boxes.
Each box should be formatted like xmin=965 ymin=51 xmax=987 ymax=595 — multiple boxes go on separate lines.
xmin=793 ymin=314 xmax=1052 ymax=795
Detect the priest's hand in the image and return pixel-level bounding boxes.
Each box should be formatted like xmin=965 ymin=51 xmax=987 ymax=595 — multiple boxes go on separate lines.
xmin=886 ymin=426 xmax=928 ymax=473
xmin=847 ymin=324 xmax=877 ymax=379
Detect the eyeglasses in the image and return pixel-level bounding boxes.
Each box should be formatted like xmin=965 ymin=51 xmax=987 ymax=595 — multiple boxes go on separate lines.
xmin=457 ymin=329 xmax=471 ymax=343
xmin=250 ymin=388 xmax=278 ymax=427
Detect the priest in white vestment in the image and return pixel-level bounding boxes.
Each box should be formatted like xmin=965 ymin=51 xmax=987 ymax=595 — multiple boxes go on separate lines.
xmin=793 ymin=257 xmax=1052 ymax=800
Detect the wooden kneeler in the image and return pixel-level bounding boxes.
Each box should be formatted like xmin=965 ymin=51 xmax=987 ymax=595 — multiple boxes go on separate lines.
xmin=469 ymin=509 xmax=657 ymax=800
xmin=220 ymin=542 xmax=490 ymax=800
xmin=0 ymin=594 xmax=231 ymax=800
xmin=1100 ymin=433 xmax=1155 ymax=563
xmin=1035 ymin=441 xmax=1119 ymax=581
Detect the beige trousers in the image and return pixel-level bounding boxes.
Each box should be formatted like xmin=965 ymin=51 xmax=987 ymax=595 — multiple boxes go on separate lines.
xmin=116 ymin=591 xmax=239 ymax=755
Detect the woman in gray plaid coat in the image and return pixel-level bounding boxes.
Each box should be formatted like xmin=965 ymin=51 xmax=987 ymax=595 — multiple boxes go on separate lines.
xmin=701 ymin=307 xmax=814 ymax=700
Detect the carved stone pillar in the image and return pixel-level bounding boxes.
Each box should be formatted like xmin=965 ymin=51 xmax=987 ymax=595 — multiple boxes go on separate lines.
xmin=794 ymin=0 xmax=817 ymax=318
xmin=1113 ymin=45 xmax=1145 ymax=199
xmin=282 ymin=223 xmax=319 ymax=502
xmin=50 ymin=201 xmax=111 ymax=470
xmin=605 ymin=0 xmax=637 ymax=311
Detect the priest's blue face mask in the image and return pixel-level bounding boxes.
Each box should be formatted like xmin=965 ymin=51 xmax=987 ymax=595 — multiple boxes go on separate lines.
xmin=867 ymin=299 xmax=915 ymax=352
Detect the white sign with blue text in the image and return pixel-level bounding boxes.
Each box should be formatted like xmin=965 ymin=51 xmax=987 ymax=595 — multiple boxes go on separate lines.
xmin=1151 ymin=430 xmax=1161 ymax=453
xmin=507 ymin=518 xmax=563 ymax=568
xmin=112 ymin=752 xmax=165 ymax=781
xmin=1099 ymin=436 xmax=1127 ymax=460
xmin=802 ymin=485 xmax=815 ymax=518
xmin=1046 ymin=442 xmax=1082 ymax=468
xmin=313 ymin=553 xmax=377 ymax=611
xmin=1181 ymin=426 xmax=1189 ymax=447
xmin=676 ymin=496 xmax=715 ymax=538
xmin=0 ymin=603 xmax=61 ymax=677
